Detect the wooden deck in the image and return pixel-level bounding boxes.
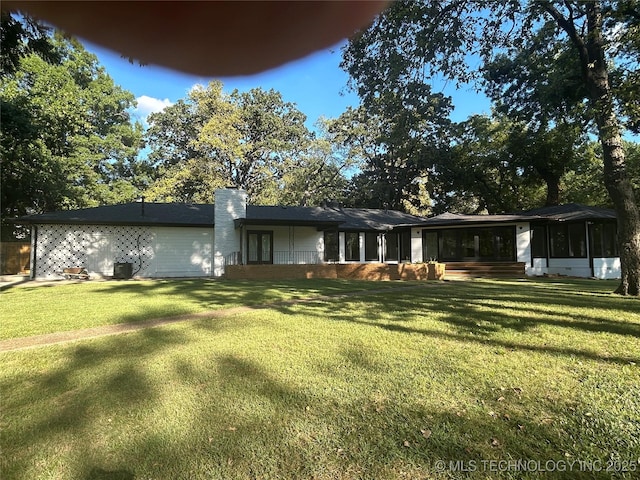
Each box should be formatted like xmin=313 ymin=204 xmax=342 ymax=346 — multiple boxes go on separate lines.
xmin=443 ymin=262 xmax=526 ymax=279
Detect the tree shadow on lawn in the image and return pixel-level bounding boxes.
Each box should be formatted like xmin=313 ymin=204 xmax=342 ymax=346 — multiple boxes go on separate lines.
xmin=1 ymin=321 xmax=237 ymax=479
xmin=92 ymin=278 xmax=390 ymax=313
xmin=270 ymin=281 xmax=640 ymax=365
xmin=2 ymin=288 xmax=637 ymax=479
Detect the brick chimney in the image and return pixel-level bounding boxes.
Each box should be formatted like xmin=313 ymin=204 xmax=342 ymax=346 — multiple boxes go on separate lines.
xmin=213 ymin=188 xmax=247 ymax=277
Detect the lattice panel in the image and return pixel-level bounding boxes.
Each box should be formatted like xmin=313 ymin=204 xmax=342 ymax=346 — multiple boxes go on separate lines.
xmin=112 ymin=227 xmax=154 ymax=276
xmin=35 ymin=225 xmax=154 ymax=278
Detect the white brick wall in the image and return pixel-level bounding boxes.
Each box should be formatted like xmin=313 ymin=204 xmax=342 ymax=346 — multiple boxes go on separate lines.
xmin=213 ymin=188 xmax=247 ymax=276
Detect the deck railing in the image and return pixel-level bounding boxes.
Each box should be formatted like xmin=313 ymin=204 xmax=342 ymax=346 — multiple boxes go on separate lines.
xmin=224 ymin=251 xmax=242 ymax=266
xmin=273 ymin=251 xmax=322 ymax=265
xmin=224 ymin=251 xmax=322 ymax=266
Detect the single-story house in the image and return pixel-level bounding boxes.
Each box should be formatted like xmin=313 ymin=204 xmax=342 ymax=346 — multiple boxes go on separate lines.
xmin=14 ymin=188 xmax=425 ymax=280
xmin=13 ymin=188 xmax=620 ymax=280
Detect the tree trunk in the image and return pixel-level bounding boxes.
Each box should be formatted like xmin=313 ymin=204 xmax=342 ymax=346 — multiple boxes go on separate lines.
xmin=583 ymin=3 xmax=640 ymax=295
xmin=599 ymin=112 xmax=640 ymax=295
xmin=542 ymin=1 xmax=640 ymax=294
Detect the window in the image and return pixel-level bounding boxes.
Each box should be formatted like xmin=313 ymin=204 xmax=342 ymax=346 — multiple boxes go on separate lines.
xmin=461 ymin=230 xmax=478 ymax=258
xmin=436 ymin=227 xmax=515 ymax=261
xmin=590 ymin=222 xmax=618 ymax=257
xmin=423 ymin=231 xmax=438 ymax=262
xmin=478 ymin=228 xmax=495 ymax=258
xmin=531 ymin=225 xmax=547 ymax=258
xmin=345 ymin=232 xmax=360 ymax=261
xmin=247 ymin=231 xmax=273 ymax=264
xmin=549 ymin=223 xmax=586 ymax=258
xmin=494 ymin=227 xmax=515 ymax=260
xmin=400 ymin=230 xmax=411 ymax=262
xmin=385 ymin=232 xmax=398 ymax=262
xmin=440 ymin=229 xmax=458 ymax=260
xmin=568 ymin=224 xmax=586 ymax=257
xmin=364 ymin=232 xmax=379 ymax=261
xmin=324 ymin=230 xmax=339 ymax=262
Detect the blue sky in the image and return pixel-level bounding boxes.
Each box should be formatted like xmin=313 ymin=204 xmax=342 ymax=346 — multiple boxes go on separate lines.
xmin=83 ymin=39 xmax=492 ymax=132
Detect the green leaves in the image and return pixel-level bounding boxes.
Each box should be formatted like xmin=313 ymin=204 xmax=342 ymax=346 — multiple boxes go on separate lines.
xmin=145 ymin=81 xmax=353 ymax=206
xmin=1 ymin=16 xmax=144 ymax=230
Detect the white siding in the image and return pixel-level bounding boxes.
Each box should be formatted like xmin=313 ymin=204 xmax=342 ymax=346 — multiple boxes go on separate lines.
xmin=338 ymin=232 xmax=346 ymax=263
xmin=516 ymin=223 xmax=531 ymax=264
xmin=84 ymin=230 xmax=114 ymax=276
xmin=153 ymin=227 xmax=213 ymax=277
xmin=527 ymin=258 xmax=548 ymax=277
xmin=411 ymin=228 xmax=423 ymax=263
xmin=593 ymin=258 xmax=621 ymax=279
xmin=547 ymin=258 xmax=591 ymax=277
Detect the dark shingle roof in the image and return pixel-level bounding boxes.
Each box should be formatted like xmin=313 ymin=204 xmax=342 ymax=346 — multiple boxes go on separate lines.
xmin=11 ymin=202 xmax=616 ymax=230
xmin=242 ymin=206 xmax=426 ymax=230
xmin=415 ymin=211 xmax=533 ymax=227
xmin=411 ymin=204 xmax=617 ymax=227
xmin=338 ymin=208 xmax=426 ymax=230
xmin=13 ymin=203 xmax=428 ymax=231
xmin=522 ymin=203 xmax=617 ymax=221
xmin=13 ymin=203 xmax=214 ymax=227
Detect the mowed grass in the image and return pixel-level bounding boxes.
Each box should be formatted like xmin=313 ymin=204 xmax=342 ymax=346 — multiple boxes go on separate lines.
xmin=1 ymin=278 xmax=639 ymax=479
xmin=0 ymin=278 xmax=411 ymax=340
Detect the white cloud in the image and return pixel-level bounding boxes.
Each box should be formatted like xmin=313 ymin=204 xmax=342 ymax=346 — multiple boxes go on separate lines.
xmin=133 ymin=95 xmax=173 ymax=126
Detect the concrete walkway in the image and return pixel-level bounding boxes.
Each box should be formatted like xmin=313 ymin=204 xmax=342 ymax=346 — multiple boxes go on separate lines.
xmin=0 ymin=283 xmax=438 ymax=353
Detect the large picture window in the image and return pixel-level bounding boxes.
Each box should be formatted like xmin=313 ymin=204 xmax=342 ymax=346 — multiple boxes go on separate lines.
xmin=345 ymin=232 xmax=360 ymax=261
xmin=423 ymin=231 xmax=438 ymax=262
xmin=531 ymin=225 xmax=547 ymax=258
xmin=549 ymin=223 xmax=586 ymax=258
xmin=383 ymin=231 xmax=411 ymax=262
xmin=590 ymin=222 xmax=618 ymax=258
xmin=437 ymin=227 xmax=515 ymax=261
xmin=385 ymin=232 xmax=398 ymax=262
xmin=247 ymin=231 xmax=273 ymax=264
xmin=324 ymin=230 xmax=339 ymax=262
xmin=364 ymin=232 xmax=379 ymax=261
xmin=400 ymin=230 xmax=411 ymax=262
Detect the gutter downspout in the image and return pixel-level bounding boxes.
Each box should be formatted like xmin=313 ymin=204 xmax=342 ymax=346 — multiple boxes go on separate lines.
xmin=586 ymin=221 xmax=594 ymax=278
xmin=30 ymin=225 xmax=38 ymax=280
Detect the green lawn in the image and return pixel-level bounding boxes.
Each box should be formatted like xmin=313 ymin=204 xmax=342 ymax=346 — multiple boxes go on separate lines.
xmin=1 ymin=278 xmax=639 ymax=479
xmin=0 ymin=278 xmax=412 ymax=340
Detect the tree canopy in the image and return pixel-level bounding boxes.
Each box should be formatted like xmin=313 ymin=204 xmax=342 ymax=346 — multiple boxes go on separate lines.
xmin=145 ymin=81 xmax=351 ymax=206
xmin=1 ymin=15 xmax=144 ymax=238
xmin=342 ymin=0 xmax=640 ymax=294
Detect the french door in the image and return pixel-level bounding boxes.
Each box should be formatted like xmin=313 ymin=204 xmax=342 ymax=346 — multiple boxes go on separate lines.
xmin=247 ymin=231 xmax=273 ymax=264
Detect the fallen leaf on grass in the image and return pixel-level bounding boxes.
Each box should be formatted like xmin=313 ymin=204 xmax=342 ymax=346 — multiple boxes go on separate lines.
xmin=490 ymin=437 xmax=501 ymax=447
xmin=421 ymin=429 xmax=432 ymax=439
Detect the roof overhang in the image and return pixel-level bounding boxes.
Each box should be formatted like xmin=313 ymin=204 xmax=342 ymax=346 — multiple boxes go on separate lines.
xmin=406 ymin=216 xmax=535 ymax=229
xmin=234 ymin=218 xmax=343 ymax=230
xmin=8 ymin=218 xmax=212 ymax=228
